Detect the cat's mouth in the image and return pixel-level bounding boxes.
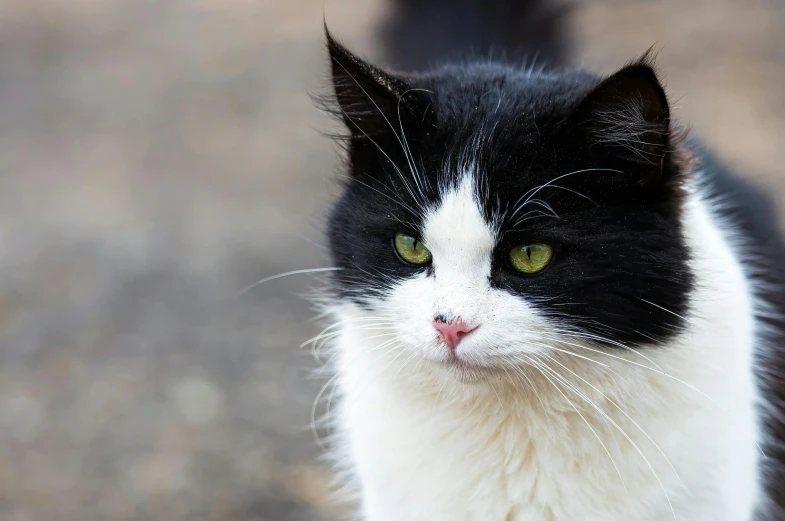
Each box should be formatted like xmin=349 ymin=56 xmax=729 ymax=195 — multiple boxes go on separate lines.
xmin=438 ymin=351 xmax=499 ymax=380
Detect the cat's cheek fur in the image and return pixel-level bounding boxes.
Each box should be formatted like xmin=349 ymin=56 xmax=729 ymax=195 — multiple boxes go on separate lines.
xmin=327 ymin=184 xmax=762 ymax=521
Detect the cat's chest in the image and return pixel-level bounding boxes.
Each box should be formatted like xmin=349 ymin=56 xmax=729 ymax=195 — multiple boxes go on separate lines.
xmin=338 ymin=356 xmax=734 ymax=521
xmin=351 ymin=404 xmax=619 ymax=519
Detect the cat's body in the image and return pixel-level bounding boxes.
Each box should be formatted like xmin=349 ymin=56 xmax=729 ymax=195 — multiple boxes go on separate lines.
xmin=319 ymin=1 xmax=785 ymax=519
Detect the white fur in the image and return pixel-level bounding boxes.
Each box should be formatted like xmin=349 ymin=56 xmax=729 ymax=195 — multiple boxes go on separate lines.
xmin=325 ymin=173 xmax=763 ymax=520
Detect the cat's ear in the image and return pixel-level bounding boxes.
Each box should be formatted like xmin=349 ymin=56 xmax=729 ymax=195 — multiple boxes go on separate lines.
xmin=326 ymin=28 xmax=418 ymax=137
xmin=567 ymin=57 xmax=675 ymax=183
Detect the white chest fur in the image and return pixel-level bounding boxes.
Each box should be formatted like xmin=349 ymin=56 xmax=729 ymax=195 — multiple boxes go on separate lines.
xmin=328 ymin=191 xmax=762 ymax=521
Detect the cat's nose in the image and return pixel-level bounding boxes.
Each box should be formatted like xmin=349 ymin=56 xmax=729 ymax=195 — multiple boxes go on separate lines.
xmin=432 ymin=319 xmax=477 ymax=350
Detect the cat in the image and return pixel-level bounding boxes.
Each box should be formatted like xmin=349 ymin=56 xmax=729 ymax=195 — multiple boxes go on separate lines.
xmin=316 ymin=0 xmax=785 ymax=519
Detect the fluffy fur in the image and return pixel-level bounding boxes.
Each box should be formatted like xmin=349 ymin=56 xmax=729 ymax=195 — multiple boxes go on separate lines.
xmin=331 ymin=181 xmax=760 ymax=520
xmin=315 ymin=1 xmax=785 ymax=519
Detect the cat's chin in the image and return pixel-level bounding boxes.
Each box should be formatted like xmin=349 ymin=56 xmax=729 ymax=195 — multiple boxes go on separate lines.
xmin=428 ymin=354 xmax=503 ymax=384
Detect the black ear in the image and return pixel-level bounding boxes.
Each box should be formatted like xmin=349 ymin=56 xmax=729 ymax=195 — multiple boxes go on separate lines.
xmin=567 ymin=59 xmax=674 ymax=183
xmin=326 ymin=29 xmax=419 ymax=138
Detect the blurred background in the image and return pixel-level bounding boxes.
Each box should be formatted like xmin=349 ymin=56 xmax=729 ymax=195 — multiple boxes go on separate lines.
xmin=0 ymin=0 xmax=783 ymax=519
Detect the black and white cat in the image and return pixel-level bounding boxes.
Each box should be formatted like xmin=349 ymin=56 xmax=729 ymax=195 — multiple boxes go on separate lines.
xmin=318 ymin=0 xmax=785 ymax=519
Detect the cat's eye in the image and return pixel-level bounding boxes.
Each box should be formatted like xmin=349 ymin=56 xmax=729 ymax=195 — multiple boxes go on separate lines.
xmin=509 ymin=243 xmax=553 ymax=274
xmin=394 ymin=233 xmax=432 ymax=265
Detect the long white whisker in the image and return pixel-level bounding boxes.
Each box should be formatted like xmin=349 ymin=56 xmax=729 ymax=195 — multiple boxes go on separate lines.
xmin=512 ymin=210 xmax=555 ymax=227
xmin=544 ymin=336 xmax=729 ymax=415
xmin=332 ymin=104 xmax=422 ymax=217
xmin=526 ymin=198 xmax=559 ymax=218
xmin=532 ymin=342 xmax=611 ymax=367
xmin=537 ymin=333 xmax=766 ymax=456
xmin=637 ymin=298 xmax=689 ymax=321
xmin=313 ymin=331 xmax=397 ymax=362
xmin=398 ymin=88 xmax=435 ymax=204
xmin=342 ymin=169 xmax=420 ymax=218
xmin=311 ymin=371 xmax=341 ymax=449
xmin=235 ymin=267 xmax=343 ymax=297
xmin=302 ymin=318 xmax=397 ymax=345
xmin=541 ymin=331 xmax=663 ymax=371
xmin=489 ymin=379 xmax=506 ymax=415
xmin=301 ymin=321 xmax=396 ymax=349
xmin=509 ymin=168 xmax=623 ymax=221
xmin=541 ymin=184 xmax=598 ymax=205
xmin=393 ymin=352 xmax=419 ymax=380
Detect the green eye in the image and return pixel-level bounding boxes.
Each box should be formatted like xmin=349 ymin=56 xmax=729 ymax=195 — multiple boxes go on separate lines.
xmin=394 ymin=233 xmax=432 ymax=265
xmin=509 ymin=243 xmax=553 ymax=274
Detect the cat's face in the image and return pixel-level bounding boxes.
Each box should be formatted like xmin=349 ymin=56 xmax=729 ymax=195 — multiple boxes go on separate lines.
xmin=324 ymin=35 xmax=693 ymax=380
xmin=375 ymin=175 xmax=561 ymax=377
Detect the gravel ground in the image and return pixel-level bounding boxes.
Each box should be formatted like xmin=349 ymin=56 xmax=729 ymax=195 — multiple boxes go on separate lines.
xmin=0 ymin=0 xmax=782 ymax=520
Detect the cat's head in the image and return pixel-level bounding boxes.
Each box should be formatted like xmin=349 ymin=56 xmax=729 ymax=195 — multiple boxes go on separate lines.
xmin=323 ymin=32 xmax=693 ymax=380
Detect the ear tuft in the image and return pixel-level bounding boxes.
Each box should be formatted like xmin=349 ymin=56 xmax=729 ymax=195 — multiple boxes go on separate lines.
xmin=571 ymin=55 xmax=674 ymax=182
xmin=325 ymin=26 xmax=414 ymax=137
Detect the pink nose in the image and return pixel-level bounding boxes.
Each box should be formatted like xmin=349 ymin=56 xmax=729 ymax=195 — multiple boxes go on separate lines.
xmin=433 ymin=320 xmax=476 ymax=350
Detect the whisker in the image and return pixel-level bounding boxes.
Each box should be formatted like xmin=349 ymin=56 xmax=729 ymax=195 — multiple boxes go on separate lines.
xmin=313 ymin=331 xmax=396 ymax=363
xmin=343 ymin=174 xmax=420 ymax=218
xmin=489 ymin=379 xmax=506 ymax=415
xmin=540 ymin=184 xmax=598 ymax=206
xmin=637 ymin=298 xmax=689 ymax=321
xmin=509 ymin=168 xmax=623 ymax=221
xmin=544 ymin=336 xmax=729 ymax=415
xmin=526 ymin=198 xmax=559 ymax=218
xmin=311 ymin=371 xmax=341 ymax=450
xmin=531 ymin=332 xmax=768 ymax=456
xmin=532 ymin=342 xmax=610 ymax=367
xmin=541 ymin=330 xmax=664 ymax=370
xmin=301 ymin=320 xmax=396 ymax=348
xmin=393 ymin=352 xmax=420 ymax=380
xmin=398 ymin=88 xmax=435 ymax=203
xmin=235 ymin=267 xmax=343 ymax=297
xmin=512 ymin=210 xmax=556 ymax=227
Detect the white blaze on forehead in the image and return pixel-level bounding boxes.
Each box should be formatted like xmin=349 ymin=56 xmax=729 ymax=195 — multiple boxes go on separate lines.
xmin=422 ymin=175 xmax=496 ymax=279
